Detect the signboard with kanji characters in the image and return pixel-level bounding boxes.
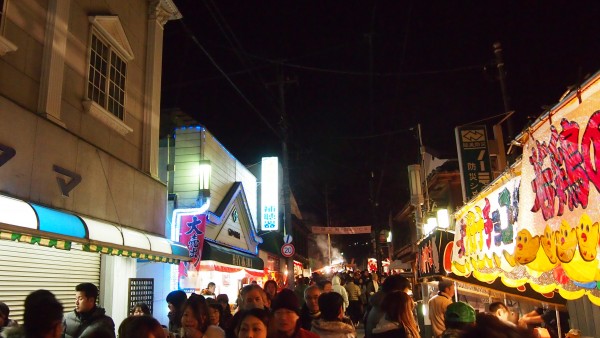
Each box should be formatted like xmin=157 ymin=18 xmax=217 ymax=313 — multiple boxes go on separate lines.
xmin=173 ymin=208 xmax=208 ymax=283
xmin=455 ymin=125 xmax=493 ymax=203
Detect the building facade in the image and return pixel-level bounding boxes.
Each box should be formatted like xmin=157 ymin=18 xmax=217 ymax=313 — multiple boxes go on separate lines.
xmin=0 ymin=0 xmax=184 ymax=328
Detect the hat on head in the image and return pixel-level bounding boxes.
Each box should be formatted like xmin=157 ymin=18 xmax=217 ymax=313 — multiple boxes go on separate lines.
xmin=445 ymin=302 xmax=476 ymax=323
xmin=271 ymin=288 xmax=299 ymax=314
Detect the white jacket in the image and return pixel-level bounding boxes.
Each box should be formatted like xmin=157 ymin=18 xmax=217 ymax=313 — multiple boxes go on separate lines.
xmin=332 ymin=275 xmax=350 ymax=310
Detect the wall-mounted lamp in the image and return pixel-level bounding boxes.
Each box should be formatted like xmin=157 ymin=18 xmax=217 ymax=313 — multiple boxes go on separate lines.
xmin=407 ymin=164 xmax=424 ymax=206
xmin=196 ymin=160 xmax=211 ymax=206
xmin=437 ymin=209 xmax=450 ymax=229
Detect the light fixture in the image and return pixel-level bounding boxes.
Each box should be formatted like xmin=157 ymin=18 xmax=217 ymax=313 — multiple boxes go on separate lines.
xmin=198 ymin=160 xmax=211 ymax=196
xmin=407 ymin=164 xmax=424 ymax=205
xmin=425 ymin=217 xmax=438 ymax=235
xmin=437 ymin=209 xmax=450 ymax=229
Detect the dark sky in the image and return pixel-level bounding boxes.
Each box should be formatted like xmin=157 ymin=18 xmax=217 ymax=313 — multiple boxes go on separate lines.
xmin=161 ymin=1 xmax=600 ymax=252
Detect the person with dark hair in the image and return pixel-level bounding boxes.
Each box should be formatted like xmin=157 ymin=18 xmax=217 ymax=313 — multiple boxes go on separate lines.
xmin=440 ymin=301 xmax=475 ymax=338
xmin=364 ymin=275 xmax=411 ymax=338
xmin=462 ymin=312 xmax=535 ymax=338
xmin=270 ymin=289 xmax=318 ymax=338
xmin=202 ymin=283 xmax=216 ymax=297
xmin=226 ymin=285 xmax=267 ymax=338
xmin=235 ymin=308 xmax=270 ymax=338
xmin=344 ymin=276 xmax=362 ymax=326
xmin=372 ymin=291 xmax=419 ymax=338
xmin=63 ymin=283 xmax=115 ymax=338
xmin=131 ymin=303 xmax=151 ymax=317
xmin=180 ymin=294 xmax=224 ymax=338
xmin=118 ymin=315 xmax=166 ymax=338
xmin=518 ymin=307 xmax=569 ymax=338
xmin=263 ymin=280 xmax=278 ymax=308
xmin=428 ymin=279 xmax=455 ymax=338
xmin=320 ymin=281 xmax=333 ymax=293
xmin=2 ymin=290 xmax=63 ymax=338
xmin=215 ymin=295 xmax=232 ymax=330
xmin=207 ymin=300 xmax=222 ymax=328
xmin=0 ymin=302 xmax=17 ymax=333
xmin=299 ymin=285 xmax=321 ymax=330
xmin=488 ymin=302 xmax=516 ymax=327
xmin=166 ymin=290 xmax=188 ymax=336
xmin=310 ymin=292 xmax=356 ymax=338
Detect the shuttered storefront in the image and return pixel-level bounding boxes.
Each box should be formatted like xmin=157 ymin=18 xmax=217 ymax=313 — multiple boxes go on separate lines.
xmin=0 ymin=240 xmax=101 ymax=323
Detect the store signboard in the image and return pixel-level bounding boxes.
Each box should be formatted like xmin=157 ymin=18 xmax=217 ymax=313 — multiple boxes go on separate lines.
xmin=455 ymin=125 xmax=493 ymax=202
xmin=173 ymin=209 xmax=207 ymax=271
xmin=312 ymin=226 xmax=371 ymax=234
xmin=261 ymin=157 xmax=279 ymax=231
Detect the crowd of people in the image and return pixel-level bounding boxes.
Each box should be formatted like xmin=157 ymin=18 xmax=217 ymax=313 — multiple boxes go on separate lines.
xmin=0 ymin=273 xmax=576 ymax=338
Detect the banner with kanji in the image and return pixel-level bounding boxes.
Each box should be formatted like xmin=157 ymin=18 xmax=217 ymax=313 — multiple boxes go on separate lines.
xmin=312 ymin=226 xmax=371 ymax=234
xmin=173 ymin=209 xmax=207 ymax=280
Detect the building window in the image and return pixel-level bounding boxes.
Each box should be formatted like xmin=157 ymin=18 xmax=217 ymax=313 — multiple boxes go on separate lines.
xmin=87 ymin=33 xmax=126 ymax=120
xmin=0 ymin=0 xmax=18 ymax=56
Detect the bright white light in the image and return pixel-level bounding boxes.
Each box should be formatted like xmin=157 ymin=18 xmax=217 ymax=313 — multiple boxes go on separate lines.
xmin=261 ymin=157 xmax=279 ymax=231
xmin=425 ymin=217 xmax=438 ymax=235
xmin=437 ymin=209 xmax=450 ymax=228
xmin=198 ymin=160 xmax=211 ymax=190
xmin=387 ymin=231 xmax=392 ymax=242
xmin=422 ymin=303 xmax=428 ymax=316
xmin=284 ymin=270 xmax=289 ymax=276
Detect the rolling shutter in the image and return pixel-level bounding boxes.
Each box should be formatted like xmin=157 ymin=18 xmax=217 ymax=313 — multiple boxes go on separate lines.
xmin=0 ymin=240 xmax=101 ymax=323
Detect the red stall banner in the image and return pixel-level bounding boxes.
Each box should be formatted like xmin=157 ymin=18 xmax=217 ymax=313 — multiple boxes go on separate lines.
xmin=176 ymin=211 xmax=207 ymax=278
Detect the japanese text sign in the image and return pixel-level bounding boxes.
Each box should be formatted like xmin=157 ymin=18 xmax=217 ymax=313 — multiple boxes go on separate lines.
xmin=455 ymin=125 xmax=493 ymax=202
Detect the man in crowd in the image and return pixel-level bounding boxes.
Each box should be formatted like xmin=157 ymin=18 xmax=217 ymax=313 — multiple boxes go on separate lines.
xmin=299 ymin=285 xmax=321 ymax=330
xmin=441 ymin=301 xmax=476 ymax=338
xmin=488 ymin=302 xmax=516 ymax=327
xmin=201 ymin=282 xmax=216 ymax=296
xmin=428 ymin=279 xmax=455 ymax=338
xmin=63 ymin=283 xmax=115 ymax=338
xmin=271 ymin=288 xmax=319 ymax=338
xmin=2 ymin=290 xmax=63 ymax=338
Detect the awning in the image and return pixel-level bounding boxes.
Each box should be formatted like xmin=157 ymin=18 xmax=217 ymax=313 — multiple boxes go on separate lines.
xmin=201 ymin=240 xmax=264 ymax=271
xmin=0 ymin=193 xmax=189 ymax=264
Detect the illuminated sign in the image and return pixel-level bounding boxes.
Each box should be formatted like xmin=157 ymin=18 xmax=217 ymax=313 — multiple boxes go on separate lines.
xmin=455 ymin=125 xmax=493 ymax=202
xmin=261 ymin=157 xmax=279 ymax=231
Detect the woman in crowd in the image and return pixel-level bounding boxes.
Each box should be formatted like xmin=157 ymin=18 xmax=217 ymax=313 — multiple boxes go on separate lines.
xmin=371 ymin=290 xmax=419 ymax=338
xmin=311 ymin=292 xmax=356 ymax=338
xmin=216 ymin=294 xmax=233 ymax=330
xmin=119 ymin=315 xmax=166 ymax=338
xmin=207 ymin=301 xmax=223 ymax=328
xmin=180 ymin=294 xmax=225 ymax=338
xmin=167 ymin=290 xmax=188 ymax=336
xmin=235 ymin=308 xmax=270 ymax=338
xmin=263 ymin=280 xmax=278 ymax=308
xmin=131 ymin=302 xmax=151 ymax=316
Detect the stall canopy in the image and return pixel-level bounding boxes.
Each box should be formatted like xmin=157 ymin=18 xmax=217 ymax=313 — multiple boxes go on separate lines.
xmin=0 ymin=193 xmax=189 ymax=264
xmin=199 ymin=240 xmax=264 ymax=277
xmin=451 ymin=71 xmax=600 ymax=306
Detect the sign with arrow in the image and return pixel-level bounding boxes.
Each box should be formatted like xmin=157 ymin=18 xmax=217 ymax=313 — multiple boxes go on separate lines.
xmin=53 ymin=165 xmax=81 ymax=197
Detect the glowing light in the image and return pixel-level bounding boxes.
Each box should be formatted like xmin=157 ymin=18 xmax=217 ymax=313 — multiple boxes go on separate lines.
xmin=261 ymin=157 xmax=279 ymax=231
xmin=422 ymin=303 xmax=428 ymax=316
xmin=437 ymin=209 xmax=450 ymax=228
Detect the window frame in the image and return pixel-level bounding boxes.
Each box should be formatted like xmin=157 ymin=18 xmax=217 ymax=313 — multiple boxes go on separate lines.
xmin=0 ymin=0 xmax=18 ymax=56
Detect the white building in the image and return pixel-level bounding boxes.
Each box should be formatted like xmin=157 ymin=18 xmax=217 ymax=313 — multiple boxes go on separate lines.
xmin=0 ymin=0 xmax=185 ymax=329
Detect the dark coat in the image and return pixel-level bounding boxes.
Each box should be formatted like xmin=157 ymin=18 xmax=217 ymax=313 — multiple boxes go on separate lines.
xmin=299 ymin=303 xmax=321 ymax=330
xmin=63 ymin=306 xmax=115 ymax=338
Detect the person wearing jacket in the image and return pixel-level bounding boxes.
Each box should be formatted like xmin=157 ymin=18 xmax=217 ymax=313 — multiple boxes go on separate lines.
xmin=343 ymin=277 xmax=362 ymax=326
xmin=166 ymin=290 xmax=188 ymax=336
xmin=0 ymin=302 xmax=17 ymax=334
xmin=2 ymin=290 xmax=64 ymax=338
xmin=270 ymin=289 xmax=318 ymax=338
xmin=311 ymin=291 xmax=356 ymax=338
xmin=330 ymin=276 xmax=349 ymax=312
xmin=372 ymin=291 xmax=419 ymax=338
xmin=63 ymin=283 xmax=115 ymax=338
xmin=299 ymin=285 xmax=321 ymax=330
xmin=364 ymin=275 xmax=411 ymax=338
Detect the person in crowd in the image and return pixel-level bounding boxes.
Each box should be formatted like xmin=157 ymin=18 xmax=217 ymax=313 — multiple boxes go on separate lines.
xmin=226 ymin=285 xmax=267 ymax=338
xmin=63 ymin=282 xmax=115 ymax=338
xmin=0 ymin=302 xmax=17 ymax=333
xmin=320 ymin=281 xmax=333 ymax=294
xmin=180 ymin=294 xmax=224 ymax=338
xmin=270 ymin=289 xmax=318 ymax=338
xmin=310 ymin=291 xmax=356 ymax=338
xmin=462 ymin=312 xmax=534 ymax=338
xmin=263 ymin=280 xmax=278 ymax=308
xmin=294 ymin=278 xmax=308 ymax=310
xmin=440 ymin=301 xmax=475 ymax=338
xmin=1 ymin=290 xmax=63 ymax=338
xmin=365 ymin=274 xmax=379 ymax=303
xmin=364 ymin=274 xmax=411 ymax=338
xmin=118 ymin=315 xmax=166 ymax=338
xmin=518 ymin=307 xmax=569 ymax=338
xmin=488 ymin=302 xmax=516 ymax=327
xmin=131 ymin=303 xmax=151 ymax=316
xmin=299 ymin=285 xmax=321 ymax=330
xmin=343 ymin=276 xmax=362 ymax=326
xmin=166 ymin=290 xmax=188 ymax=336
xmin=330 ymin=276 xmax=349 ymax=313
xmin=428 ymin=279 xmax=455 ymax=338
xmin=202 ymin=283 xmax=217 ymax=297
xmin=235 ymin=308 xmax=270 ymax=338
xmin=216 ymin=294 xmax=232 ymax=331
xmin=207 ymin=300 xmax=222 ymax=328
xmin=371 ymin=290 xmax=419 ymax=338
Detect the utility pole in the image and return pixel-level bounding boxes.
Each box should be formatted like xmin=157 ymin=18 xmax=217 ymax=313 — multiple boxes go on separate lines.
xmin=274 ymin=66 xmax=297 ymax=289
xmin=493 ymin=42 xmax=515 ymax=140
xmin=325 ymin=184 xmax=332 ymax=266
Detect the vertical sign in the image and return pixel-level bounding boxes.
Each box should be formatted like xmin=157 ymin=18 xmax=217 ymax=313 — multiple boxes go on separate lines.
xmin=174 ymin=210 xmax=208 ymax=281
xmin=261 ymin=157 xmax=279 ymax=231
xmin=455 ymin=125 xmax=493 ymax=202
xmin=128 ymin=278 xmax=154 ymax=314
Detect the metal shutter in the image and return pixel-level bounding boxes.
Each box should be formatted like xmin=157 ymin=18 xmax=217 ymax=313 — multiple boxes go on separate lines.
xmin=0 ymin=240 xmax=101 ymax=323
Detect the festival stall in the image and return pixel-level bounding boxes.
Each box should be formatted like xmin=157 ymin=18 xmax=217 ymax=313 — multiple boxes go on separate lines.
xmin=451 ymin=71 xmax=600 ymax=306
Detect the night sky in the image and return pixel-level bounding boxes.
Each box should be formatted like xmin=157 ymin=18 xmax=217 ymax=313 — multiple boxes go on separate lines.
xmin=161 ymin=1 xmax=600 ymax=259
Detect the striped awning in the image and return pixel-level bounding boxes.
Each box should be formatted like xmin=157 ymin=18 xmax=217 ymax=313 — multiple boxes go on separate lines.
xmin=0 ymin=194 xmax=189 ymax=264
